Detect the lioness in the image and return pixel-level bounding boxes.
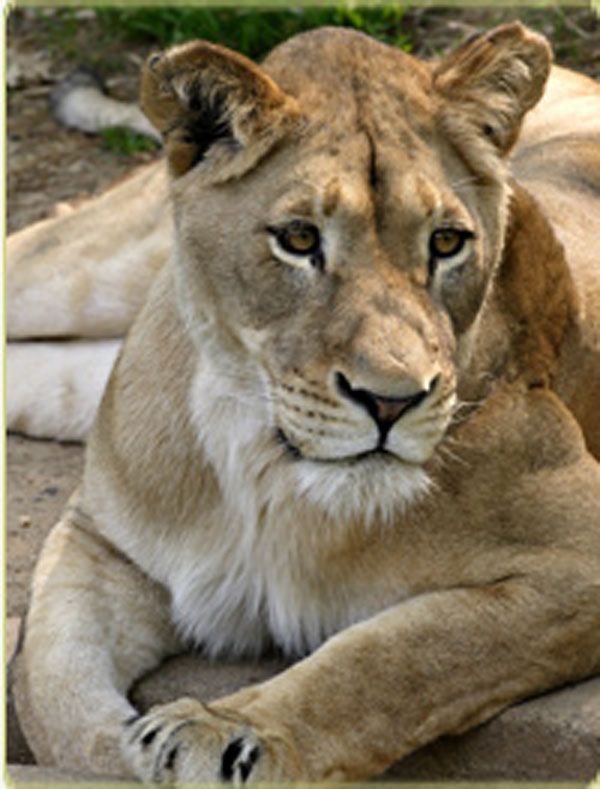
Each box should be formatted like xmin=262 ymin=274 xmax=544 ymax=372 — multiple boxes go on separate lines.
xmin=9 ymin=23 xmax=600 ymax=783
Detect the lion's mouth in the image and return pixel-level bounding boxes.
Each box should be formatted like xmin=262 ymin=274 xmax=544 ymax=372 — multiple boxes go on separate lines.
xmin=275 ymin=428 xmax=408 ymax=466
xmin=275 ymin=428 xmax=304 ymax=460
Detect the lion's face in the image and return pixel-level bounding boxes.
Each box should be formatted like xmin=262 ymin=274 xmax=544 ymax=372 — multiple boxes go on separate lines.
xmin=142 ymin=25 xmax=550 ymax=504
xmin=176 ymin=130 xmax=472 ymax=469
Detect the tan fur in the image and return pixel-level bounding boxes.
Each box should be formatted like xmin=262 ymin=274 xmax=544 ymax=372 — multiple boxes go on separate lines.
xmin=10 ymin=24 xmax=600 ymax=783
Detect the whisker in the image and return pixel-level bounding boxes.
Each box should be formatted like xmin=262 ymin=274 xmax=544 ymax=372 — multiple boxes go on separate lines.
xmin=449 ymin=175 xmax=498 ymax=191
xmin=436 ymin=442 xmax=471 ymax=469
xmin=449 ymin=397 xmax=485 ymax=425
xmin=449 ymin=175 xmax=481 ymax=189
xmin=442 ymin=432 xmax=480 ymax=454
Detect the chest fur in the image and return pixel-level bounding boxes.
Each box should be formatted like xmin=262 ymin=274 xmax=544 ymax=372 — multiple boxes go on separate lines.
xmin=156 ymin=497 xmax=410 ymax=659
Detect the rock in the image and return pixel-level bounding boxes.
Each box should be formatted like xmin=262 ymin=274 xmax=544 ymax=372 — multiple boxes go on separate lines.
xmin=7 ymin=764 xmax=126 ymax=784
xmin=130 ymin=653 xmax=291 ymax=711
xmin=6 ymin=617 xmax=22 ymax=662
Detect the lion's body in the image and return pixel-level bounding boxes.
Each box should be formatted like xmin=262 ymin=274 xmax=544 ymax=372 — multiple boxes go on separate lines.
xmin=514 ymin=66 xmax=600 ymax=456
xmin=9 ymin=26 xmax=600 ymax=783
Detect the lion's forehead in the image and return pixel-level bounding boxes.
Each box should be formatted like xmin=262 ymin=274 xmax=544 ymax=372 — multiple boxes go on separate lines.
xmin=263 ymin=28 xmax=437 ymax=153
xmin=270 ymin=144 xmax=469 ymax=252
xmin=264 ymin=26 xmax=433 ymax=115
xmin=263 ymin=94 xmax=465 ymax=236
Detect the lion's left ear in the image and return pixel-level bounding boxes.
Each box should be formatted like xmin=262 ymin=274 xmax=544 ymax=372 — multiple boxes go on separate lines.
xmin=433 ymin=23 xmax=551 ymax=156
xmin=141 ymin=40 xmax=299 ymax=179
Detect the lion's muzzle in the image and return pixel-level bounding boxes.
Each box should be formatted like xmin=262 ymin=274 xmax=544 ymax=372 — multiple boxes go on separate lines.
xmin=334 ymin=370 xmax=439 ymax=448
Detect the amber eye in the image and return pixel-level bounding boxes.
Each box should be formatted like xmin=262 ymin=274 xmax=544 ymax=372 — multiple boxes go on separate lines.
xmin=429 ymin=228 xmax=471 ymax=259
xmin=275 ymin=222 xmax=321 ymax=256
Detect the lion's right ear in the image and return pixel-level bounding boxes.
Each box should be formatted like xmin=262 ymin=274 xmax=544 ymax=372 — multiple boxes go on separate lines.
xmin=433 ymin=23 xmax=551 ymax=160
xmin=141 ymin=41 xmax=299 ymax=179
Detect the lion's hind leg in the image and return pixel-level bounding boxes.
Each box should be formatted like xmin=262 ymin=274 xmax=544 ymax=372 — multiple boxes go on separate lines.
xmin=7 ymin=160 xmax=170 ymax=341
xmin=13 ymin=502 xmax=180 ymax=777
xmin=7 ymin=340 xmax=121 ymax=441
xmin=7 ymin=160 xmax=171 ymax=441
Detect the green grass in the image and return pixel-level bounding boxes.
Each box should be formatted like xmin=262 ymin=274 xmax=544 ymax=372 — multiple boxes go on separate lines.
xmin=29 ymin=7 xmax=413 ymax=79
xmin=100 ymin=127 xmax=160 ymax=156
xmin=95 ymin=7 xmax=412 ymax=58
xmin=33 ymin=7 xmax=81 ymax=59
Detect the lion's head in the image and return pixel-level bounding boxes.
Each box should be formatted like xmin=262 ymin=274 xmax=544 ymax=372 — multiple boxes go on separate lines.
xmin=140 ymin=24 xmax=551 ymax=519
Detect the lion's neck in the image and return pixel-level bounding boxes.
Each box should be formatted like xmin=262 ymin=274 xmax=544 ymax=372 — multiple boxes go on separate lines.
xmin=457 ymin=181 xmax=579 ymax=406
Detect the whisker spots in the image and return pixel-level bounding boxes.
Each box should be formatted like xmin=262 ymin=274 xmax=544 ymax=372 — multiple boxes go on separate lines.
xmin=278 ymin=400 xmax=354 ymax=425
xmin=280 ymin=415 xmax=341 ymax=439
xmin=280 ymin=382 xmax=340 ymax=408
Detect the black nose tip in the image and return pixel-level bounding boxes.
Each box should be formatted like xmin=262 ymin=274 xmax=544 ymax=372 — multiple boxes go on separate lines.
xmin=335 ymin=372 xmax=436 ymax=435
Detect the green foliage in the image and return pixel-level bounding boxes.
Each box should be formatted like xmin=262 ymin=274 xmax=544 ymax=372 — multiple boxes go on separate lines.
xmin=95 ymin=6 xmax=412 ymax=58
xmin=32 ymin=8 xmax=81 ymax=59
xmin=100 ymin=127 xmax=159 ymax=156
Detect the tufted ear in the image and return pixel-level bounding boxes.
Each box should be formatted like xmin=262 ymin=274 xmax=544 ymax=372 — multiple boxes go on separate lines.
xmin=141 ymin=40 xmax=299 ymax=179
xmin=434 ymin=23 xmax=551 ymax=158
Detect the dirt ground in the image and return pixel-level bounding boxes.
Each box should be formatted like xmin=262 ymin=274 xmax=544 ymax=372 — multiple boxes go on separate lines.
xmin=7 ymin=9 xmax=160 ymax=234
xmin=6 ymin=4 xmax=600 ymax=622
xmin=7 ymin=436 xmax=84 ymax=618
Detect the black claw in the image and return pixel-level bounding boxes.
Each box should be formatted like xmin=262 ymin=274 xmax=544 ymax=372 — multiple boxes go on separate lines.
xmin=239 ymin=760 xmax=252 ymax=783
xmin=221 ymin=738 xmax=260 ymax=784
xmin=240 ymin=745 xmax=260 ymax=782
xmin=141 ymin=726 xmax=162 ymax=747
xmin=165 ymin=744 xmax=179 ymax=770
xmin=123 ymin=714 xmax=141 ymax=727
xmin=220 ymin=737 xmax=244 ymax=781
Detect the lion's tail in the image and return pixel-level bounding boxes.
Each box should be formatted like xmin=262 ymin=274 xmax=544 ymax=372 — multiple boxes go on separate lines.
xmin=51 ymin=68 xmax=161 ymax=142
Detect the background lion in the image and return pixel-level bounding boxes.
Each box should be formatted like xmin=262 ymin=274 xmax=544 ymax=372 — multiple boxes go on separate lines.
xmin=6 ymin=11 xmax=600 ymax=784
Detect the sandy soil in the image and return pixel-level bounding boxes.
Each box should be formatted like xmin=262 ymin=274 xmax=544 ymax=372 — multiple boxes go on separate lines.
xmin=7 ymin=436 xmax=84 ymax=618
xmin=7 ymin=8 xmax=161 ymax=233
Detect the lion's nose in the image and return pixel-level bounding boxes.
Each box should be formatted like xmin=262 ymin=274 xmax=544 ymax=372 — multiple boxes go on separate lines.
xmin=335 ymin=371 xmax=438 ymax=435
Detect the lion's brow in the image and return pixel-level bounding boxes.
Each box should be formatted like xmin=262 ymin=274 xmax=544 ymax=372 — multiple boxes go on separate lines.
xmin=322 ymin=177 xmax=341 ymax=216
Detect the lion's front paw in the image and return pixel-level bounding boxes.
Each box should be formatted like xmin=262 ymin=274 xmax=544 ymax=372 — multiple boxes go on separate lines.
xmin=122 ymin=698 xmax=287 ymax=784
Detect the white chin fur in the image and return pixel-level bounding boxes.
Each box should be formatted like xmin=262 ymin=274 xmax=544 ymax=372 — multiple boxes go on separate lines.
xmin=290 ymin=455 xmax=431 ymax=525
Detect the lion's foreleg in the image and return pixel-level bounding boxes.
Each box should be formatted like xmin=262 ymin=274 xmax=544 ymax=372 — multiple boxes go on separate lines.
xmin=119 ymin=561 xmax=600 ymax=783
xmin=218 ymin=564 xmax=600 ymax=781
xmin=13 ymin=508 xmax=180 ymax=777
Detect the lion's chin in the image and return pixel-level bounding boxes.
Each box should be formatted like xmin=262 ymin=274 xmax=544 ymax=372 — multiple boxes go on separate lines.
xmin=281 ymin=440 xmax=432 ymax=526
